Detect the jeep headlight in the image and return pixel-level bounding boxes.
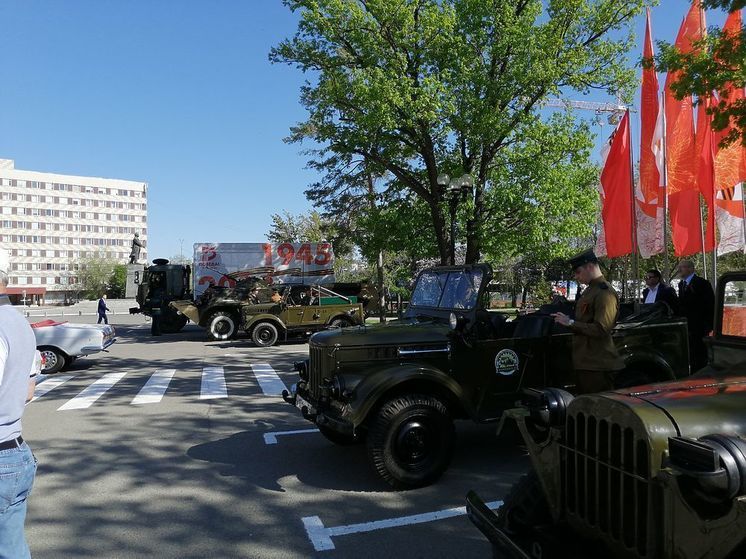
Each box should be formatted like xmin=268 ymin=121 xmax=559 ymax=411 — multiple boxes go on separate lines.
xmin=449 ymin=312 xmax=458 ymax=330
xmin=523 ymin=387 xmax=575 ymax=429
xmin=669 ymin=434 xmax=746 ymax=506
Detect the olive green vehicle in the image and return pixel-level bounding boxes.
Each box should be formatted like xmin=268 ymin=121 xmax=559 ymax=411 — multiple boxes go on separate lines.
xmin=466 ymin=271 xmax=746 ymax=559
xmin=283 ymin=264 xmax=690 ymax=490
xmin=171 ymin=283 xmax=364 ymax=345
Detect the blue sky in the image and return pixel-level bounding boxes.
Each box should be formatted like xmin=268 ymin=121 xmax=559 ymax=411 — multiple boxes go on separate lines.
xmin=0 ymin=1 xmax=728 ymax=259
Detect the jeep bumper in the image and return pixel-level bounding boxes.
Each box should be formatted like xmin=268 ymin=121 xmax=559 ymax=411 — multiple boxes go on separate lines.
xmin=465 ymin=491 xmax=530 ymax=559
xmin=282 ymin=382 xmax=355 ymax=436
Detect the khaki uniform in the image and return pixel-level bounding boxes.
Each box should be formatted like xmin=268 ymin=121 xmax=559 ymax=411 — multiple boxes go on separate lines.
xmin=570 ymin=276 xmax=624 ymax=393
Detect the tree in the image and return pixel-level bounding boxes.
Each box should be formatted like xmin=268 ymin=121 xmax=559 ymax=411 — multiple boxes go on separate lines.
xmin=656 ymin=1 xmax=746 ymax=147
xmin=108 ymin=265 xmax=127 ymax=298
xmin=272 ymin=0 xmax=646 ymax=264
xmin=77 ymin=254 xmax=118 ymax=299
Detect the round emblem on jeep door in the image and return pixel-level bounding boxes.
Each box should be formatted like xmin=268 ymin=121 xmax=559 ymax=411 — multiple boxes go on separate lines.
xmin=494 ymin=349 xmax=519 ymax=376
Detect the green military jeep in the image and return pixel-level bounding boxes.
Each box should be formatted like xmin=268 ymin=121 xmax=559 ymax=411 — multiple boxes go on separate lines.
xmin=171 ymin=283 xmax=364 ymax=345
xmin=466 ymin=271 xmax=746 ymax=559
xmin=283 ymin=264 xmax=690 ymax=490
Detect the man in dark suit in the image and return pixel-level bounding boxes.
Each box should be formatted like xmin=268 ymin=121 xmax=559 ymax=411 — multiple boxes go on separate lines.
xmin=676 ymin=260 xmax=715 ymax=371
xmin=642 ymin=269 xmax=678 ymax=313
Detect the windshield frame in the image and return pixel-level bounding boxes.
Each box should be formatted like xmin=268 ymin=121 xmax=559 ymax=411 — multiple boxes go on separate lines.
xmin=405 ymin=264 xmax=492 ymax=319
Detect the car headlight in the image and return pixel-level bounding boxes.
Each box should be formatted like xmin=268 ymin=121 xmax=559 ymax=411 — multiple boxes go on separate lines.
xmin=522 ymin=387 xmax=575 ymax=429
xmin=449 ymin=312 xmax=458 ymax=330
xmin=669 ymin=434 xmax=746 ymax=506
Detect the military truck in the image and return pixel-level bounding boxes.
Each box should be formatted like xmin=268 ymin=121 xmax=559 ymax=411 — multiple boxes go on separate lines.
xmin=128 ymin=258 xmax=191 ymax=333
xmin=466 ymin=271 xmax=746 ymax=559
xmin=282 ymin=263 xmax=690 ymax=490
xmin=170 ymin=283 xmax=365 ymax=344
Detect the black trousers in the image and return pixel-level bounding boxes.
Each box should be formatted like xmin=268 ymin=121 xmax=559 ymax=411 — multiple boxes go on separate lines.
xmin=688 ymin=333 xmax=708 ymax=372
xmin=574 ymin=369 xmax=616 ymax=395
xmin=97 ymin=313 xmax=108 ymax=325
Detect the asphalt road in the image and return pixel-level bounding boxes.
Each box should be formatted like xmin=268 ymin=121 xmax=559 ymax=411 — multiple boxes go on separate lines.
xmin=23 ymin=314 xmax=529 ymax=558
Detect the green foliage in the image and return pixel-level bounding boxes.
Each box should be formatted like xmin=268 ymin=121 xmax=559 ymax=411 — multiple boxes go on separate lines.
xmin=77 ymin=254 xmax=118 ymax=299
xmin=655 ymin=4 xmax=746 ymax=147
xmin=272 ymin=0 xmax=646 ymax=263
xmin=267 ymin=210 xmax=356 ymax=255
xmin=108 ymin=265 xmax=127 ymax=298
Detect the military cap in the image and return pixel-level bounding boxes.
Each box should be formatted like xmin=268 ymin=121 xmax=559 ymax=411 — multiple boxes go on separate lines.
xmin=568 ymin=249 xmax=598 ymax=270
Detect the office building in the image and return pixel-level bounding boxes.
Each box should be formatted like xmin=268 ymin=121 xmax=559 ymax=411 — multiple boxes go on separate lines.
xmin=0 ymin=159 xmax=148 ymax=304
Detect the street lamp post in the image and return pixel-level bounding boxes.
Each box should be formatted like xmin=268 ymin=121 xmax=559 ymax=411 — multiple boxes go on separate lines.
xmin=437 ymin=173 xmax=473 ymax=265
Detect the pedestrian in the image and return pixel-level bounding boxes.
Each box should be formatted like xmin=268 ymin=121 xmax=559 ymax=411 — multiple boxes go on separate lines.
xmin=551 ymin=249 xmax=624 ymax=394
xmin=0 ymin=253 xmax=39 ymax=559
xmin=676 ymin=259 xmax=715 ymax=371
xmin=97 ymin=293 xmax=110 ymax=325
xmin=642 ymin=269 xmax=679 ymax=313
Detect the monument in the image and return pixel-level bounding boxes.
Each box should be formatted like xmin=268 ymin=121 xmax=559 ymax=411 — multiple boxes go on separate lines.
xmin=125 ymin=232 xmax=145 ymax=298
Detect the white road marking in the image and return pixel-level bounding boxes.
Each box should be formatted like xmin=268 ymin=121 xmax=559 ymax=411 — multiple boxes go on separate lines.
xmin=131 ymin=369 xmax=176 ymax=405
xmin=263 ymin=428 xmax=320 ymax=445
xmin=302 ymin=500 xmax=503 ymax=552
xmin=200 ymin=366 xmax=227 ymax=399
xmin=58 ymin=372 xmax=127 ymax=411
xmin=251 ymin=363 xmax=288 ymax=396
xmin=30 ymin=375 xmax=73 ymax=403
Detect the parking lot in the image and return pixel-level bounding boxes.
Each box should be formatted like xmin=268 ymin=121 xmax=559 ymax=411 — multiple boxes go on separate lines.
xmin=22 ymin=312 xmax=529 ymax=558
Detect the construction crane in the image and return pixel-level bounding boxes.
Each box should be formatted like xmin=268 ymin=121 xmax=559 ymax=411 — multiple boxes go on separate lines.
xmin=541 ymin=98 xmax=631 ymax=124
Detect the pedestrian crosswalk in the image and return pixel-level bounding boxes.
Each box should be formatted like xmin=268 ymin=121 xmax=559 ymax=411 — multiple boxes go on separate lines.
xmin=30 ymin=362 xmax=291 ymax=411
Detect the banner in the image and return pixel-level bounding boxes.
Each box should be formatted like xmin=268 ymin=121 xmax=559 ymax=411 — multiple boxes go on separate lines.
xmin=600 ymin=111 xmax=633 ymax=257
xmin=193 ymin=242 xmax=335 ymax=298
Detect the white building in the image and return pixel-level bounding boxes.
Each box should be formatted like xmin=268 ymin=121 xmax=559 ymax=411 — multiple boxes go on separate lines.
xmin=0 ymin=159 xmax=147 ymax=304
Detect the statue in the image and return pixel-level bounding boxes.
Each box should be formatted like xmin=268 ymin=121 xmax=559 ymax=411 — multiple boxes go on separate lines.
xmin=129 ymin=232 xmax=144 ymax=264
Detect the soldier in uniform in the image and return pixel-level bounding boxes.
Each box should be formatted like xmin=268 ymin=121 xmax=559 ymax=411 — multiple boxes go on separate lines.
xmin=551 ymin=249 xmax=624 ymax=394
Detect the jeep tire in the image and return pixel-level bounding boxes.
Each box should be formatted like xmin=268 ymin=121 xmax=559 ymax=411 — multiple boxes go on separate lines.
xmin=367 ymin=394 xmax=454 ymax=490
xmin=329 ymin=316 xmax=354 ymax=328
xmin=252 ymin=321 xmax=279 ymax=347
xmin=207 ymin=311 xmax=238 ymax=341
xmin=318 ymin=424 xmax=364 ymax=446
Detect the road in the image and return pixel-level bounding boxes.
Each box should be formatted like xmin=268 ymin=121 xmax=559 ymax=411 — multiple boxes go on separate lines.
xmin=23 ymin=314 xmax=529 ymax=558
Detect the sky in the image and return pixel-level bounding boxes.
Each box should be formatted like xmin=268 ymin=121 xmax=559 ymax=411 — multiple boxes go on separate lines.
xmin=0 ymin=1 xmax=729 ymax=260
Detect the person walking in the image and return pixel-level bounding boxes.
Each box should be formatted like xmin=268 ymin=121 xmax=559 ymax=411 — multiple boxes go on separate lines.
xmin=642 ymin=269 xmax=679 ymax=313
xmin=0 ymin=253 xmax=39 ymax=559
xmin=676 ymin=259 xmax=715 ymax=372
xmin=551 ymin=249 xmax=624 ymax=394
xmin=97 ymin=294 xmax=110 ymax=325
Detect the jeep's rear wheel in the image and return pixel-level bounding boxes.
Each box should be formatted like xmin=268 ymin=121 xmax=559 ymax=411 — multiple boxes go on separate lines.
xmin=252 ymin=322 xmax=279 ymax=347
xmin=318 ymin=424 xmax=364 ymax=446
xmin=366 ymin=394 xmax=454 ymax=490
xmin=329 ymin=316 xmax=354 ymax=328
xmin=207 ymin=311 xmax=238 ymax=341
xmin=39 ymin=347 xmax=66 ymax=374
xmin=161 ymin=312 xmax=188 ymax=334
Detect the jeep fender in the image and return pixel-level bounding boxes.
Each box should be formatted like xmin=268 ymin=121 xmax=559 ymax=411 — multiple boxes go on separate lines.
xmin=346 ymin=363 xmax=468 ymax=427
xmin=622 ymin=349 xmax=676 ymax=382
xmin=244 ymin=313 xmax=286 ymax=333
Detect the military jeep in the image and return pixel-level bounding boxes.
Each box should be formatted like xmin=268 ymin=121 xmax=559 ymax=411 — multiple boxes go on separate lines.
xmin=171 ymin=283 xmax=364 ymax=345
xmin=466 ymin=271 xmax=746 ymax=559
xmin=282 ymin=264 xmax=690 ymax=490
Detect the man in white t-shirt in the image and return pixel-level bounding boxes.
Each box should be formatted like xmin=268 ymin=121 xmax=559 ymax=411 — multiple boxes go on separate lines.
xmin=0 ymin=250 xmax=38 ymax=559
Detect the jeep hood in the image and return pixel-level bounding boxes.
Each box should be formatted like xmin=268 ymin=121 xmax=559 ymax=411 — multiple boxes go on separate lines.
xmin=611 ymin=374 xmax=746 ymax=439
xmin=310 ymin=319 xmax=450 ymax=347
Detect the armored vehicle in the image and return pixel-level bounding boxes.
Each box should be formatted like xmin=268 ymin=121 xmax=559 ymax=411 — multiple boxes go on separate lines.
xmin=129 ymin=258 xmax=191 ymax=333
xmin=282 ymin=264 xmax=690 ymax=490
xmin=171 ymin=283 xmax=365 ymax=344
xmin=466 ymin=271 xmax=746 ymax=559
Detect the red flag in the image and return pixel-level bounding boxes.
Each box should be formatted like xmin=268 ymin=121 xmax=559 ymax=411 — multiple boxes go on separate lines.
xmin=666 ymin=2 xmax=705 ymax=256
xmin=600 ymin=111 xmax=633 ymax=257
xmin=637 ymin=8 xmax=665 ymax=257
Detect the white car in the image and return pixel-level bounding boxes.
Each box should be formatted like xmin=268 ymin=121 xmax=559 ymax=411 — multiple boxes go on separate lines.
xmin=31 ymin=320 xmax=116 ymax=374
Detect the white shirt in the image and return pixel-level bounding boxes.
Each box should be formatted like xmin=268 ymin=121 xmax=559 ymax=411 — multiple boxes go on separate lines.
xmin=644 ymin=285 xmax=659 ymax=304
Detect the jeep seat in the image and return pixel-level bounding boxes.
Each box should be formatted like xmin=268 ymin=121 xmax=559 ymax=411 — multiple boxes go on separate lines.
xmin=513 ymin=315 xmax=553 ymax=339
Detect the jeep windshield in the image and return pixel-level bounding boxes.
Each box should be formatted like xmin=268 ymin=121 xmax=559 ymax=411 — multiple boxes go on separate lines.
xmin=407 ymin=268 xmax=484 ymax=318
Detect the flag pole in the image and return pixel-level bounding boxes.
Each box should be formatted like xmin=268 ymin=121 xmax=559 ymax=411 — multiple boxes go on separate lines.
xmin=628 ymin=109 xmax=640 ymax=308
xmin=661 ymin=91 xmax=671 ymax=281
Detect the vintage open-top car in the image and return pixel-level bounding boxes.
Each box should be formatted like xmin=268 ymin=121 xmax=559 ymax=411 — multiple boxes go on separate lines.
xmin=283 ymin=263 xmax=691 ymax=490
xmin=466 ymin=271 xmax=746 ymax=559
xmin=31 ymin=319 xmax=116 ymax=374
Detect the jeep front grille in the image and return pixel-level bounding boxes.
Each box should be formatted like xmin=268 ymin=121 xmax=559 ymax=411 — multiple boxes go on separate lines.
xmin=562 ymin=409 xmax=655 ymax=557
xmin=308 ymin=344 xmax=334 ymax=398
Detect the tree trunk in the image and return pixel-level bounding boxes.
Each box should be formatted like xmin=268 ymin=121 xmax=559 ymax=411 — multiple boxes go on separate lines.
xmin=428 ymin=200 xmax=450 ymax=265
